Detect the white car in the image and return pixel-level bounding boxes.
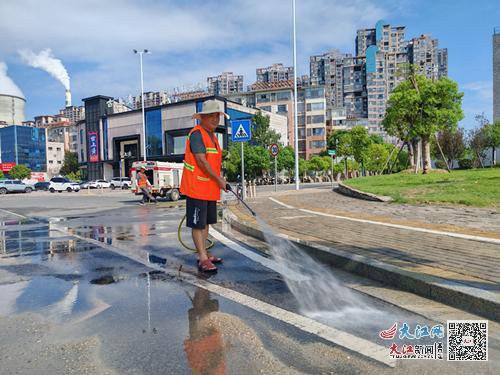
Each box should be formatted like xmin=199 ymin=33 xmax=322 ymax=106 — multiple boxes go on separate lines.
xmin=49 ymin=177 xmax=81 ymax=193
xmin=110 ymin=177 xmax=131 ymax=190
xmin=95 ymin=179 xmax=110 ymax=188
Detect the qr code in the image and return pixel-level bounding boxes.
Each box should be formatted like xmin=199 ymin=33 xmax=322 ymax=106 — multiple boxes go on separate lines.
xmin=447 ymin=320 xmax=488 ymax=361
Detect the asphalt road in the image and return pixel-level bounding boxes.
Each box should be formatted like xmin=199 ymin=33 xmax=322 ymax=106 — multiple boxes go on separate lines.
xmin=0 ymin=191 xmax=497 ymax=374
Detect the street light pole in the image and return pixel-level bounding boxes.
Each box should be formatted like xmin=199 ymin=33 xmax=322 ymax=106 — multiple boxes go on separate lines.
xmin=133 ymin=49 xmax=150 ymax=162
xmin=292 ymin=0 xmax=300 ymax=190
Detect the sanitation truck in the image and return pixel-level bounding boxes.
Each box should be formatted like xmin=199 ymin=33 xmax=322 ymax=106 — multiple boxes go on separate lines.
xmin=131 ymin=161 xmax=184 ymax=201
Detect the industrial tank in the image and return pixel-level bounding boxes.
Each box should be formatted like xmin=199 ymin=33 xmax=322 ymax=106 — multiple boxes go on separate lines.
xmin=0 ymin=94 xmax=26 ymax=125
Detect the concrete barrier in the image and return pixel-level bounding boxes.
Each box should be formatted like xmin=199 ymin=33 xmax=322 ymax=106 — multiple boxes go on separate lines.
xmin=335 ymin=182 xmax=393 ymax=202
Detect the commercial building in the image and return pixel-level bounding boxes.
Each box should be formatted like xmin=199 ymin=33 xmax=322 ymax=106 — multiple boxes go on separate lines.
xmin=494 ymin=27 xmax=500 ymax=122
xmin=0 ymin=125 xmax=46 ymax=172
xmin=207 ymin=72 xmax=244 ymax=95
xmin=76 ymin=95 xmax=286 ymax=180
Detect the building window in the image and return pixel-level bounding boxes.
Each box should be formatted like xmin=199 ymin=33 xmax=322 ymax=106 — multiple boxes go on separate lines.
xmin=259 ymin=106 xmax=272 ymax=112
xmin=306 ymin=102 xmax=324 ymax=111
xmin=145 ymin=108 xmax=163 ymax=157
xmin=48 ymin=147 xmax=53 ymax=151
xmin=276 ymin=92 xmax=291 ymax=101
xmin=312 ymin=128 xmax=325 ymax=136
xmin=277 ymin=104 xmax=287 ymax=113
xmin=310 ymin=140 xmax=325 ymax=148
xmin=49 ymin=160 xmax=53 ymax=164
xmin=307 ymin=115 xmax=324 ymax=124
xmin=56 ymin=147 xmax=61 ymax=151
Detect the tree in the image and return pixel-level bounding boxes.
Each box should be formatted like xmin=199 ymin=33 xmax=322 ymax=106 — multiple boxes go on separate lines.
xmin=369 ymin=134 xmax=384 ymax=144
xmin=251 ymin=111 xmax=281 ymax=148
xmin=468 ymin=126 xmax=488 ymax=168
xmin=484 ymin=121 xmax=500 ymax=165
xmin=365 ymin=143 xmax=389 ymax=173
xmin=432 ymin=128 xmax=466 ymax=169
xmin=277 ymin=146 xmax=295 ymax=177
xmin=60 ymin=152 xmax=79 ymax=176
xmin=0 ymin=170 xmax=4 ymax=179
xmin=350 ymin=126 xmax=372 ymax=171
xmin=66 ymin=171 xmax=81 ymax=181
xmin=9 ymin=165 xmax=31 ymax=180
xmin=223 ymin=143 xmax=270 ymax=181
xmin=383 ymin=74 xmax=464 ymax=173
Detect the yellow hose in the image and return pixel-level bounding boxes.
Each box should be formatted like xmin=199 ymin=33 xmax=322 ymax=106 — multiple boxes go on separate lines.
xmin=177 ymin=214 xmax=215 ymax=252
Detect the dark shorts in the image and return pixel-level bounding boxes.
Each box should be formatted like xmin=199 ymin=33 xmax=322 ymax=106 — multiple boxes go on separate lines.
xmin=186 ymin=197 xmax=217 ymax=229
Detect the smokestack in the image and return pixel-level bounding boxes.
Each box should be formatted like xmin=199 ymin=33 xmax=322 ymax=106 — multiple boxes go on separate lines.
xmin=65 ymin=89 xmax=72 ymax=107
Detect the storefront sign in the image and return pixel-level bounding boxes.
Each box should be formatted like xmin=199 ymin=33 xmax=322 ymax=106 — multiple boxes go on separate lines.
xmin=88 ymin=132 xmax=99 ymax=163
xmin=0 ymin=162 xmax=16 ymax=172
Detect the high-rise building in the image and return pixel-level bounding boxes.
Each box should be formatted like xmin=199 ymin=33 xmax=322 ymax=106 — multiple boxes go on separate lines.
xmin=132 ymin=91 xmax=169 ymax=109
xmin=207 ymin=72 xmax=243 ymax=96
xmin=494 ymin=27 xmax=500 ymax=122
xmin=256 ymin=63 xmax=294 ymax=83
xmin=408 ymin=34 xmax=447 ymax=80
xmin=310 ymin=50 xmax=350 ymax=111
xmin=311 ymin=20 xmax=448 ymax=139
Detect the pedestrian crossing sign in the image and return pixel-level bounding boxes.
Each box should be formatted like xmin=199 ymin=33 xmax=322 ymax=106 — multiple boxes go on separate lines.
xmin=231 ymin=119 xmax=252 ymax=142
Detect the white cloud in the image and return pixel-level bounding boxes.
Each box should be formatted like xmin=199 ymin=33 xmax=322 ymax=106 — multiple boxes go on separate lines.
xmin=0 ymin=0 xmax=388 ymax=107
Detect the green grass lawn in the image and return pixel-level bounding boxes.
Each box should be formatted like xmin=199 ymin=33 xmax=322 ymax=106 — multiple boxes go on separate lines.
xmin=344 ymin=168 xmax=500 ymax=207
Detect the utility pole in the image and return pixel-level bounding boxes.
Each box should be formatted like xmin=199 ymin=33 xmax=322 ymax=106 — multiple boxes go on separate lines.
xmin=133 ymin=49 xmax=150 ymax=161
xmin=292 ymin=0 xmax=300 ymax=190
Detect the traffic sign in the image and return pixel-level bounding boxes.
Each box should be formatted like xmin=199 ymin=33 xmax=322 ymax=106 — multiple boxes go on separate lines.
xmin=270 ymin=143 xmax=279 ymax=157
xmin=328 ymin=149 xmax=336 ymax=156
xmin=231 ymin=119 xmax=252 ymax=142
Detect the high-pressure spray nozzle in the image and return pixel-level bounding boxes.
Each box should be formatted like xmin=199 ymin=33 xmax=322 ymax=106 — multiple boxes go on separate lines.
xmin=226 ymin=184 xmax=257 ymax=217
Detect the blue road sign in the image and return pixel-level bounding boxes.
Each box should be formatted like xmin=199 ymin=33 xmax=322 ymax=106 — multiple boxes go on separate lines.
xmin=231 ymin=119 xmax=252 ymax=142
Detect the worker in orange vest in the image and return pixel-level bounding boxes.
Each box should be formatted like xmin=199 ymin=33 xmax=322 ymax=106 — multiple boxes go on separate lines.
xmin=180 ymin=100 xmax=228 ymax=272
xmin=137 ymin=166 xmax=157 ymax=205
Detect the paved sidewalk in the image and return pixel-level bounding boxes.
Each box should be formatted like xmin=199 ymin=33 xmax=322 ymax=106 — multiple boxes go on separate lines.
xmin=227 ymin=188 xmax=500 ymax=320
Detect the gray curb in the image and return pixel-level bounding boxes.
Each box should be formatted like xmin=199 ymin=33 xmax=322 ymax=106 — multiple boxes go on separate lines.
xmin=227 ymin=212 xmax=500 ymax=322
xmin=335 ymin=182 xmax=393 ymax=202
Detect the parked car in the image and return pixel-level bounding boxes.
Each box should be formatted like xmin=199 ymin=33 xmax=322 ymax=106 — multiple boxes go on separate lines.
xmin=80 ymin=180 xmax=95 ymax=189
xmin=0 ymin=180 xmax=33 ymax=194
xmin=95 ymin=179 xmax=111 ymax=188
xmin=110 ymin=177 xmax=131 ymax=190
xmin=34 ymin=181 xmax=51 ymax=191
xmin=49 ymin=177 xmax=81 ymax=193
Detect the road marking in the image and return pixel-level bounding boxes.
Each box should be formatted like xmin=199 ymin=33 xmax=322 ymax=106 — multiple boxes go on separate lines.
xmin=0 ymin=209 xmax=394 ymax=367
xmin=46 ymin=219 xmax=394 ymax=367
xmin=269 ymin=197 xmax=500 ymax=245
xmin=0 ymin=208 xmax=27 ymax=219
xmin=209 ymin=228 xmax=308 ymax=282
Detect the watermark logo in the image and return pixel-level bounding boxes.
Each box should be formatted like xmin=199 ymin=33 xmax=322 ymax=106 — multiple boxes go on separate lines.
xmin=379 ymin=322 xmax=398 ymax=340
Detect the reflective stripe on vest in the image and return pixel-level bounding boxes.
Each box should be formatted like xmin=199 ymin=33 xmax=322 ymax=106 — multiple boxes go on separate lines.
xmin=180 ymin=125 xmax=222 ymax=201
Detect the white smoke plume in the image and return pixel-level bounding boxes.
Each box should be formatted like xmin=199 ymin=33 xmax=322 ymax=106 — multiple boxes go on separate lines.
xmin=0 ymin=62 xmax=25 ymax=98
xmin=19 ymin=48 xmax=70 ymax=90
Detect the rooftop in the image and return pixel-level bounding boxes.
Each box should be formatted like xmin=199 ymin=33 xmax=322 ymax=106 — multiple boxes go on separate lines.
xmin=495 ymin=26 xmax=500 ymax=35
xmin=248 ymin=80 xmax=295 ymax=92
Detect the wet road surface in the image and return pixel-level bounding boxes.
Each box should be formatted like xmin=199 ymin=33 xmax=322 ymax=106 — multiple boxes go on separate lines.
xmin=0 ymin=203 xmax=497 ymax=374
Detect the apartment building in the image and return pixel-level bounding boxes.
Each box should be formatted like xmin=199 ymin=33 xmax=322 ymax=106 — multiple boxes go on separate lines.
xmin=132 ymin=91 xmax=169 ymax=109
xmin=59 ymin=105 xmax=85 ymax=124
xmin=408 ymin=34 xmax=448 ymax=80
xmin=207 ymin=72 xmax=244 ymax=96
xmin=256 ymin=63 xmax=294 ymax=83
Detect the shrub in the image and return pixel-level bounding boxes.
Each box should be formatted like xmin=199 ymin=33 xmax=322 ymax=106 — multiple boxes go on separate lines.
xmin=434 ymin=160 xmax=447 ymax=169
xmin=458 ymin=158 xmax=473 ymax=169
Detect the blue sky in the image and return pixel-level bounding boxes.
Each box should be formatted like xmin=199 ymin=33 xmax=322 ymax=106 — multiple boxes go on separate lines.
xmin=0 ymin=0 xmax=497 ymax=129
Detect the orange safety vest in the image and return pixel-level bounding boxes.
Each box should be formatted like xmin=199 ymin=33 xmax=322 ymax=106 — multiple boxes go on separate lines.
xmin=137 ymin=172 xmax=149 ymax=188
xmin=180 ymin=125 xmax=222 ymax=201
